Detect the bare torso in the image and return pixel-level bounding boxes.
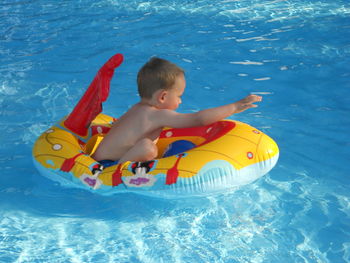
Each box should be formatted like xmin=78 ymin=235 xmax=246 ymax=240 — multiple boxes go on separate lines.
xmin=92 ymin=103 xmax=162 ymax=161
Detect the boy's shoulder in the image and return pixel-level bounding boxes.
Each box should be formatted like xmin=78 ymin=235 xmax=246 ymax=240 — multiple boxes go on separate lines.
xmin=133 ymin=104 xmax=176 ymax=122
xmin=128 ymin=103 xmax=167 ymax=118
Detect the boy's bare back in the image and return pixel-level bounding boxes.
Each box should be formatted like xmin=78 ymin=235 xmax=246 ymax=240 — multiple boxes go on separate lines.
xmin=92 ymin=103 xmax=164 ymax=162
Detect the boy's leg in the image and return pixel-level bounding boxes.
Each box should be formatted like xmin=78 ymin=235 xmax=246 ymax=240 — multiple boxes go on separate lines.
xmin=118 ymin=138 xmax=158 ymax=164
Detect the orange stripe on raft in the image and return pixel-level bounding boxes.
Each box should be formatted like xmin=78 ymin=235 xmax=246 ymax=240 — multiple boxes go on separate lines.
xmin=112 ymin=163 xmax=123 ymax=186
xmin=166 ymin=153 xmax=185 ymax=185
xmin=90 ymin=125 xmax=111 ymax=136
xmin=160 ymin=121 xmax=235 ymax=145
xmin=60 ymin=152 xmax=85 ymax=172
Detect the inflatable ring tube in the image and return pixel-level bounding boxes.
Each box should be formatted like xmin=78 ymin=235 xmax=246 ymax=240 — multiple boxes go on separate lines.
xmin=32 ymin=113 xmax=279 ymax=198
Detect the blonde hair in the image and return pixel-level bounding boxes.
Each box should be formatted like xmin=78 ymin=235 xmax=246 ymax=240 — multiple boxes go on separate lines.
xmin=137 ymin=57 xmax=184 ymax=99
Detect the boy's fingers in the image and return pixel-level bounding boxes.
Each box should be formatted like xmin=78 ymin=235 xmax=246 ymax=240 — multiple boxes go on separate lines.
xmin=253 ymin=95 xmax=262 ymax=101
xmin=244 ymin=103 xmax=257 ymax=109
xmin=246 ymin=94 xmax=261 ymax=101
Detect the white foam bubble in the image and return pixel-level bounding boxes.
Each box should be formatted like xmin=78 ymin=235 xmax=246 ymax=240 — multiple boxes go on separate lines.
xmin=0 ymin=82 xmax=18 ymax=95
xmin=253 ymin=77 xmax=271 ymax=81
xmin=229 ymin=60 xmax=264 ymax=65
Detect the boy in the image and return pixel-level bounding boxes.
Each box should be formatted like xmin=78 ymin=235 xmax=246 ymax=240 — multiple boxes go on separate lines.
xmin=92 ymin=57 xmax=262 ymax=164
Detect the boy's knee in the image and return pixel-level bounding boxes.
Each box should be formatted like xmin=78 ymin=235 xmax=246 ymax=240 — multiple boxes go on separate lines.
xmin=147 ymin=143 xmax=158 ymax=160
xmin=140 ymin=139 xmax=158 ymax=160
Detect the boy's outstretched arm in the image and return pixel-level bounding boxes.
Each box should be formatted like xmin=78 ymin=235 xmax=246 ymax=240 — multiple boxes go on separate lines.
xmin=157 ymin=94 xmax=262 ymax=128
xmin=197 ymin=94 xmax=262 ymax=125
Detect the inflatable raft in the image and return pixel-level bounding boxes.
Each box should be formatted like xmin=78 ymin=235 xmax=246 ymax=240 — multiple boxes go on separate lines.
xmin=32 ymin=53 xmax=279 ymax=197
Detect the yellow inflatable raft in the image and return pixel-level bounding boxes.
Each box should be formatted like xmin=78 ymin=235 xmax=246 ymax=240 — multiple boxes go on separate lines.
xmin=32 ymin=53 xmax=279 ymax=197
xmin=32 ymin=113 xmax=279 ymax=197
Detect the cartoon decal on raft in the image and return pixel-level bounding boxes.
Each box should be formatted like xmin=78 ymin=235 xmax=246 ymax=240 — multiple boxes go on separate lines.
xmin=125 ymin=160 xmax=158 ymax=187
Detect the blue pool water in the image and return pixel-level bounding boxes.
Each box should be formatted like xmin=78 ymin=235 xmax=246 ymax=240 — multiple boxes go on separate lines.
xmin=1 ymin=0 xmax=350 ymax=262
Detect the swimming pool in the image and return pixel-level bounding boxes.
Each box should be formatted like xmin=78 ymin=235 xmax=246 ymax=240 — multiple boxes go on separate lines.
xmin=1 ymin=0 xmax=349 ymax=262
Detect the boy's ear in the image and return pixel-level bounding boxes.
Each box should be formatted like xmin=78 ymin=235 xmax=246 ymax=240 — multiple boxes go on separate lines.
xmin=158 ymin=90 xmax=168 ymax=103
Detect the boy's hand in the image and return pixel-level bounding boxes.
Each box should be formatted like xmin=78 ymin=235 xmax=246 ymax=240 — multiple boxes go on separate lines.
xmin=234 ymin=95 xmax=262 ymax=114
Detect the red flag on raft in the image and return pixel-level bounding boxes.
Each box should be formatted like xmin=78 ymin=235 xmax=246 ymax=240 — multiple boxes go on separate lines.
xmin=64 ymin=53 xmax=124 ymax=137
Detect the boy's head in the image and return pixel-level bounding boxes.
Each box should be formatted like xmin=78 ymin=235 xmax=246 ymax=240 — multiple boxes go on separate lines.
xmin=137 ymin=57 xmax=184 ymax=99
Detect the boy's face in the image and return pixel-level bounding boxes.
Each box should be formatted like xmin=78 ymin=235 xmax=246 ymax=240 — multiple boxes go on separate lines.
xmin=161 ymin=74 xmax=185 ymax=110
